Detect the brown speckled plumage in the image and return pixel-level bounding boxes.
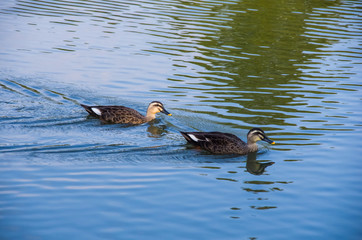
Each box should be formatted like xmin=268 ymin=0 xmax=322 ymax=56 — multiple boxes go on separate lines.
xmin=180 ymin=128 xmax=274 ymax=155
xmin=81 ymin=101 xmax=171 ymax=125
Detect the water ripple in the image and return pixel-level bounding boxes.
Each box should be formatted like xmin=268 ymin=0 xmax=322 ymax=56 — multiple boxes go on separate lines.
xmin=1 ymin=1 xmax=362 ymax=239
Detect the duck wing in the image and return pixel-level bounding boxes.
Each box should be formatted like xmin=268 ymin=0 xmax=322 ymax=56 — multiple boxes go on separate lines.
xmin=82 ymin=105 xmax=145 ymax=124
xmin=180 ymin=131 xmax=246 ymax=154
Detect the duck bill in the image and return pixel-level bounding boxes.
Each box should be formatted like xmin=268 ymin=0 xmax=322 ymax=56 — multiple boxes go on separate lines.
xmin=161 ymin=109 xmax=172 ymax=116
xmin=263 ymin=137 xmax=275 ymax=145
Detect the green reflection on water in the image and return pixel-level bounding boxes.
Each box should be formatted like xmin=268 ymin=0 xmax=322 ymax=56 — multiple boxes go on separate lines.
xmin=155 ymin=0 xmax=348 ymax=130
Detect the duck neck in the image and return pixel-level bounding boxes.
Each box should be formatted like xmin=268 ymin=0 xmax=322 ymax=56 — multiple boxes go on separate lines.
xmin=145 ymin=111 xmax=156 ymax=122
xmin=247 ymin=141 xmax=258 ymax=152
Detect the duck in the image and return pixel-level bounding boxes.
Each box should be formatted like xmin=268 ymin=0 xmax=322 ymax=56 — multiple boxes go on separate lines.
xmin=81 ymin=101 xmax=172 ymax=124
xmin=180 ymin=128 xmax=275 ymax=155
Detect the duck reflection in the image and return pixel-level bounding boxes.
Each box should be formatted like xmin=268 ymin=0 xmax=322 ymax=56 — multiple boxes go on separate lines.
xmin=147 ymin=120 xmax=169 ymax=138
xmin=246 ymin=152 xmax=274 ymax=175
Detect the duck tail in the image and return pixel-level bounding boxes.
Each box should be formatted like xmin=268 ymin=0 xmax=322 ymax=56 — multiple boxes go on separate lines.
xmin=80 ymin=104 xmax=98 ymax=117
xmin=180 ymin=131 xmax=197 ymax=144
xmin=180 ymin=131 xmax=191 ymax=142
xmin=80 ymin=104 xmax=92 ymax=113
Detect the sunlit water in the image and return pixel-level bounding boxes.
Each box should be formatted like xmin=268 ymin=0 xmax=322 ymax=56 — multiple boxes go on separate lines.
xmin=1 ymin=0 xmax=362 ymax=239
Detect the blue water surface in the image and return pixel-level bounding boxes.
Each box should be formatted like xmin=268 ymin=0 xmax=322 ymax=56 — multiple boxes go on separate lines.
xmin=1 ymin=0 xmax=362 ymax=239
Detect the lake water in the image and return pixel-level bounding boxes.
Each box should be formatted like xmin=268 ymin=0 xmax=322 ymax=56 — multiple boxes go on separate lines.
xmin=1 ymin=0 xmax=362 ymax=239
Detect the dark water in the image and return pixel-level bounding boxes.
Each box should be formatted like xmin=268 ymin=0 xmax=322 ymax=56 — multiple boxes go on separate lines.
xmin=1 ymin=0 xmax=362 ymax=239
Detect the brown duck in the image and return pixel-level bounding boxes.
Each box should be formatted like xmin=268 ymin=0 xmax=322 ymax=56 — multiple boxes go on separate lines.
xmin=81 ymin=101 xmax=171 ymax=124
xmin=180 ymin=128 xmax=275 ymax=155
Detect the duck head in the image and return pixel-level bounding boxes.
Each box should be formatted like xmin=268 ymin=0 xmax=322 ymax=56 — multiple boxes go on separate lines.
xmin=247 ymin=128 xmax=275 ymax=145
xmin=147 ymin=101 xmax=172 ymax=117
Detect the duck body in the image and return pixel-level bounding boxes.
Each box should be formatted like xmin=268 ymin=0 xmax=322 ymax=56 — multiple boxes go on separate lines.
xmin=81 ymin=105 xmax=147 ymax=124
xmin=81 ymin=101 xmax=171 ymax=125
xmin=180 ymin=128 xmax=274 ymax=155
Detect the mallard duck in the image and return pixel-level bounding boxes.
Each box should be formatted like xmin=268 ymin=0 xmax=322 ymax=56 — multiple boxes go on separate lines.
xmin=180 ymin=128 xmax=275 ymax=155
xmin=81 ymin=101 xmax=172 ymax=124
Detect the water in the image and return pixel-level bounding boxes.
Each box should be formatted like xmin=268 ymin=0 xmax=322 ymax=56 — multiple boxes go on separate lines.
xmin=1 ymin=0 xmax=362 ymax=239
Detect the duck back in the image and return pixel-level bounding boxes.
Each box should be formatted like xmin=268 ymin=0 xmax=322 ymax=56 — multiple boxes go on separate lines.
xmin=180 ymin=131 xmax=249 ymax=154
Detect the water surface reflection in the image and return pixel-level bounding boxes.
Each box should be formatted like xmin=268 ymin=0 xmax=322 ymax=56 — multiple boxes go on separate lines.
xmin=1 ymin=0 xmax=362 ymax=239
xmin=246 ymin=152 xmax=274 ymax=175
